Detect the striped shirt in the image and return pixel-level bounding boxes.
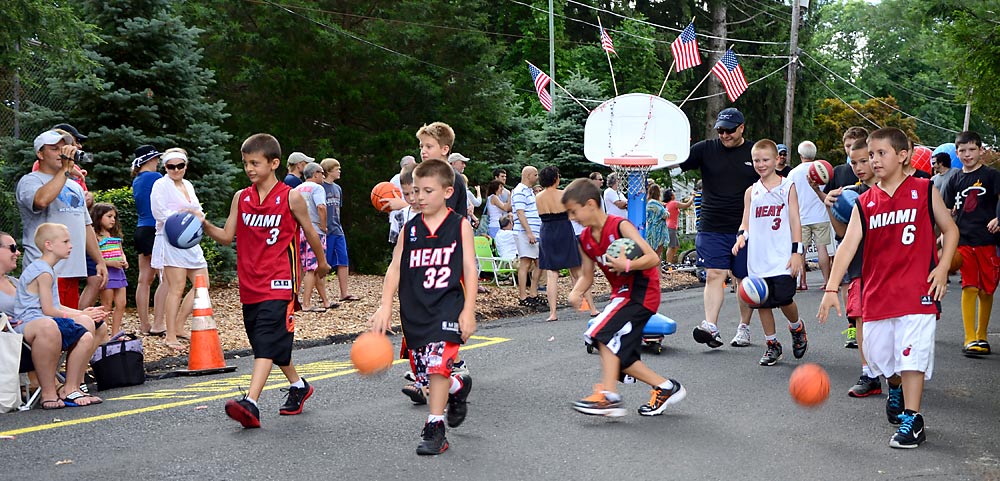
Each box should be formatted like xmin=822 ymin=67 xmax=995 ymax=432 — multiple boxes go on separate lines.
xmin=511 ymin=183 xmax=541 ymax=235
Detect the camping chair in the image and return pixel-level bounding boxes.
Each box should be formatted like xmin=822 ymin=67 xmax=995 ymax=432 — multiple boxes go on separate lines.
xmin=474 ymin=236 xmax=516 ymax=286
xmin=14 ymin=323 xmax=67 ymax=411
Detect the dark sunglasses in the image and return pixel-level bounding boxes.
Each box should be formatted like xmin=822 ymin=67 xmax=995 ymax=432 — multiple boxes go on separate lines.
xmin=716 ymin=127 xmax=738 ymax=135
xmin=165 ymin=162 xmax=187 ymax=170
xmin=1 ymin=243 xmax=17 ymax=253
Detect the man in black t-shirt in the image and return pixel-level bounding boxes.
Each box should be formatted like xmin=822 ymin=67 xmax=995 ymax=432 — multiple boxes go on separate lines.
xmin=679 ymin=108 xmax=759 ymax=349
xmin=776 ymin=144 xmax=791 ymax=177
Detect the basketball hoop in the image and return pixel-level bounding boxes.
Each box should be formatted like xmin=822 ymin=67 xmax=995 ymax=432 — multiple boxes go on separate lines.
xmin=605 ymin=156 xmax=656 ymax=236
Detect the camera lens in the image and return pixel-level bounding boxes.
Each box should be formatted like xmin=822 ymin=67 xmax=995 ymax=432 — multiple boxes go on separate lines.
xmin=74 ymin=151 xmax=93 ymax=164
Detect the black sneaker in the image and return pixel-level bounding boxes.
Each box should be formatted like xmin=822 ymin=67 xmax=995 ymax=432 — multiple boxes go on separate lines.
xmin=889 ymin=411 xmax=925 ymax=449
xmin=278 ymin=379 xmax=314 ymax=415
xmin=225 ymin=397 xmax=261 ymax=428
xmin=416 ymin=420 xmax=448 ymax=455
xmin=977 ymin=340 xmax=992 ymax=354
xmin=637 ymin=380 xmax=686 ymax=416
xmin=886 ymin=384 xmax=905 ymax=424
xmin=572 ymin=385 xmax=626 ymax=417
xmin=446 ymin=374 xmax=472 ymax=428
xmin=789 ymin=321 xmax=808 ymax=359
xmin=693 ymin=321 xmax=723 ymax=348
xmin=759 ymin=340 xmax=783 ymax=366
xmin=402 ymin=383 xmax=427 ymax=405
xmin=847 ymin=375 xmax=882 ymax=398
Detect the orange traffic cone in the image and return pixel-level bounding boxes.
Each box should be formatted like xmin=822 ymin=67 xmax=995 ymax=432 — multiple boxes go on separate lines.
xmin=175 ymin=275 xmax=237 ymax=376
xmin=579 ymin=297 xmax=591 ymax=312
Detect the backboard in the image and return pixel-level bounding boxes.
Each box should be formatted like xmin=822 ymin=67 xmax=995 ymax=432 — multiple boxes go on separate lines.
xmin=583 ymin=93 xmax=690 ymax=170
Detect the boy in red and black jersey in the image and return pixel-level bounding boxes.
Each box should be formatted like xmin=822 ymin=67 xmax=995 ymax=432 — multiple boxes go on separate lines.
xmin=562 ymin=178 xmax=686 ymax=419
xmin=198 ymin=133 xmax=330 ymax=428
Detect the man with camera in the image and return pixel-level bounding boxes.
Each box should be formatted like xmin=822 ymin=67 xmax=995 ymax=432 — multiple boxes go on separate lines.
xmin=16 ymin=128 xmax=107 ymax=310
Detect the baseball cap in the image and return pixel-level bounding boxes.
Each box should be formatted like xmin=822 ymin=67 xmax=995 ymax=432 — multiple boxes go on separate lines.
xmin=287 ymin=152 xmax=314 ymax=165
xmin=400 ymin=155 xmax=416 ymax=168
xmin=448 ymin=153 xmax=470 ymax=164
xmin=33 ymin=130 xmax=74 ymax=152
xmin=714 ymin=108 xmax=745 ymax=130
xmin=777 ymin=143 xmax=789 ymax=154
xmin=132 ymin=145 xmax=162 ymax=169
xmin=52 ymin=123 xmax=87 ymax=142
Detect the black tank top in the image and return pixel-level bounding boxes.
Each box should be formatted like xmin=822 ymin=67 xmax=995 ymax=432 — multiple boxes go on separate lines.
xmin=399 ymin=210 xmax=467 ymax=347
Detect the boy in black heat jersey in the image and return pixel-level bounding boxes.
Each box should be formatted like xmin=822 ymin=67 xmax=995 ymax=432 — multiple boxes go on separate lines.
xmin=370 ymin=158 xmax=477 ymax=456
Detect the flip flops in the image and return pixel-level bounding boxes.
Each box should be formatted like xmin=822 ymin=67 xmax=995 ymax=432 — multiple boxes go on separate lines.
xmin=339 ymin=295 xmax=361 ymax=302
xmin=303 ymin=306 xmax=327 ymax=313
xmin=61 ymin=390 xmax=102 ymax=407
xmin=41 ymin=399 xmax=65 ymax=410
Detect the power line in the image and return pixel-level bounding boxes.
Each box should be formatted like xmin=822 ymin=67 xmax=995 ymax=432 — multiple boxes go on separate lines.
xmin=801 ymin=65 xmax=881 ymax=129
xmin=732 ymin=0 xmax=792 ymax=25
xmin=880 ymin=77 xmax=965 ymax=106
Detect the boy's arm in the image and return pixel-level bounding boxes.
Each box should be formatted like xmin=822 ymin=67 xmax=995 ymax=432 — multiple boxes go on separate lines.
xmin=732 ymin=187 xmax=752 ymax=255
xmin=199 ymin=192 xmax=240 ymax=245
xmin=459 ymin=219 xmax=478 ymax=342
xmin=289 ymin=190 xmax=331 ymax=278
xmin=370 ymin=228 xmax=405 ymax=334
xmin=608 ymin=220 xmax=659 ymax=273
xmin=818 ymin=205 xmax=863 ymax=322
xmin=930 ymin=185 xmax=959 ymax=300
xmin=34 ymin=273 xmax=106 ymax=321
xmin=787 ymin=184 xmax=804 ymax=277
xmin=568 ymin=245 xmax=595 ymax=309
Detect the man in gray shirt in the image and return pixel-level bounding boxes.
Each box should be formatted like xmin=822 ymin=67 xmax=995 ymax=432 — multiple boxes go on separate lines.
xmin=16 ymin=130 xmax=107 ymax=309
xmin=931 ymin=152 xmax=957 ymax=194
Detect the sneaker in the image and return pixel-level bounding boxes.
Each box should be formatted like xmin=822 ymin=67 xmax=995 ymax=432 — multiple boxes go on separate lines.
xmin=637 ymin=380 xmax=686 ymax=416
xmin=693 ymin=321 xmax=723 ymax=348
xmin=789 ymin=321 xmax=808 ymax=359
xmin=402 ymin=383 xmax=427 ymax=405
xmin=889 ymin=411 xmax=926 ymax=449
xmin=976 ymin=340 xmax=992 ymax=355
xmin=278 ymin=379 xmax=314 ymax=415
xmin=224 ymin=397 xmax=261 ymax=428
xmin=847 ymin=374 xmax=882 ymax=398
xmin=451 ymin=360 xmax=470 ymax=376
xmin=886 ymin=384 xmax=905 ymax=424
xmin=963 ymin=340 xmax=987 ymax=356
xmin=842 ymin=327 xmax=858 ymax=349
xmin=759 ymin=340 xmax=783 ymax=366
xmin=416 ymin=420 xmax=449 ymax=455
xmin=446 ymin=374 xmax=472 ymax=428
xmin=572 ymin=384 xmax=626 ymax=417
xmin=731 ymin=323 xmax=752 ymax=347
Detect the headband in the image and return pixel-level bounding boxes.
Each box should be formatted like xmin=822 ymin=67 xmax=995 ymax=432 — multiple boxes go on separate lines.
xmin=162 ymin=151 xmax=188 ymax=163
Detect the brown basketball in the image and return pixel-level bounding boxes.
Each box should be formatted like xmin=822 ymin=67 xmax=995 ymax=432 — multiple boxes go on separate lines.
xmin=370 ymin=181 xmax=402 ymax=213
xmin=948 ymin=249 xmax=963 ymax=275
xmin=789 ymin=363 xmax=830 ymax=407
xmin=350 ymin=332 xmax=394 ymax=375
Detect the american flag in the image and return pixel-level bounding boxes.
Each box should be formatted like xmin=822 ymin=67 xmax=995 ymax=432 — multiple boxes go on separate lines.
xmin=527 ymin=63 xmax=553 ymax=111
xmin=600 ymin=27 xmax=617 ymax=55
xmin=671 ymin=22 xmax=701 ymax=72
xmin=711 ymin=49 xmax=749 ymax=102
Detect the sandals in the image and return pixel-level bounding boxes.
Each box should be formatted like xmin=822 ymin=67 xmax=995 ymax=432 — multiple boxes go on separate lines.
xmin=303 ymin=306 xmax=327 ymax=313
xmin=41 ymin=399 xmax=65 ymax=410
xmin=142 ymin=330 xmax=166 ymax=337
xmin=339 ymin=295 xmax=361 ymax=302
xmin=164 ymin=340 xmax=186 ymax=351
xmin=61 ymin=390 xmax=102 ymax=407
xmin=327 ymin=301 xmax=341 ymax=309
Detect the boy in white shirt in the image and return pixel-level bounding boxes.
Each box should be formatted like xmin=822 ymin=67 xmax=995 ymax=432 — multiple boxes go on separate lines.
xmin=494 ymin=217 xmax=518 ymax=261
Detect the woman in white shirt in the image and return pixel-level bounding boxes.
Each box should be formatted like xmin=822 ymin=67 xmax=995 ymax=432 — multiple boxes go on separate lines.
xmin=485 ymin=180 xmax=512 ymax=237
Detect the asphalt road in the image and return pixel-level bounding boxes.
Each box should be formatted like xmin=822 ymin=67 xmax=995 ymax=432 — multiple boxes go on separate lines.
xmin=2 ymin=271 xmax=998 ymax=481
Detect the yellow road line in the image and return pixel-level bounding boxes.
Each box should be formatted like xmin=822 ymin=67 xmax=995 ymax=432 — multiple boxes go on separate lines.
xmin=1 ymin=335 xmax=510 ymax=437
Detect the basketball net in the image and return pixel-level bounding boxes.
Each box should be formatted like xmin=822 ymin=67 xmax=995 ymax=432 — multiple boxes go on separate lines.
xmin=606 ymin=156 xmax=656 ymax=237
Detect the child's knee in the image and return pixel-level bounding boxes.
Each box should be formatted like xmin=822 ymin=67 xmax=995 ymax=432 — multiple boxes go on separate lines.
xmin=73 ymin=314 xmax=96 ymax=331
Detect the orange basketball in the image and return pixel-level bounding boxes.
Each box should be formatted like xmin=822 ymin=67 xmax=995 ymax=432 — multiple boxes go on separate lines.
xmin=788 ymin=363 xmax=830 ymax=407
xmin=948 ymin=249 xmax=963 ymax=274
xmin=371 ymin=181 xmax=402 ymax=213
xmin=350 ymin=332 xmax=394 ymax=375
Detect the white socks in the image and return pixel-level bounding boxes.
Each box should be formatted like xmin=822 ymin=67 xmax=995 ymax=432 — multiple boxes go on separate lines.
xmin=427 ymin=414 xmax=445 ymax=424
xmin=290 ymin=379 xmax=305 ymax=389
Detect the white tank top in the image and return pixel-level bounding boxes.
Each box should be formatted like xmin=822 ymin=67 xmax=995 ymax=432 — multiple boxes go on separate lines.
xmin=748 ymin=177 xmax=794 ymax=278
xmin=486 ymin=193 xmax=506 ymax=228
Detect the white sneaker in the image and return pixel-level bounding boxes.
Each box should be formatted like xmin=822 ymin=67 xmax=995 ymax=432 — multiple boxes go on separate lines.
xmin=731 ymin=323 xmax=752 ymax=347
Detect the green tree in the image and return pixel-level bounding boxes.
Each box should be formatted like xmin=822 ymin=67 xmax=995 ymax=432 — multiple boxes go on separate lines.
xmin=0 ymin=1 xmax=99 ymax=72
xmin=813 ymin=96 xmax=919 ymax=162
xmin=520 ymin=73 xmax=603 ymax=179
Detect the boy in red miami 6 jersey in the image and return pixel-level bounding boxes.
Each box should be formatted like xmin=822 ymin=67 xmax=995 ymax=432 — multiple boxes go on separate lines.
xmin=819 ymin=127 xmax=958 ymax=449
xmin=198 ymin=133 xmax=331 ymax=428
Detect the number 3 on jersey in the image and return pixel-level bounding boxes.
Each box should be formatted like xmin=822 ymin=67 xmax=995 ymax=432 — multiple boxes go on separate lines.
xmin=423 ymin=267 xmax=452 ymax=289
xmin=266 ymin=228 xmax=279 ymax=245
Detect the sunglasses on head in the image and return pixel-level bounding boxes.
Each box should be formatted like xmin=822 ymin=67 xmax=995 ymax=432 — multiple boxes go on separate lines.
xmin=1 ymin=243 xmax=17 ymax=253
xmin=716 ymin=127 xmax=738 ymax=135
xmin=165 ymin=162 xmax=186 ymax=170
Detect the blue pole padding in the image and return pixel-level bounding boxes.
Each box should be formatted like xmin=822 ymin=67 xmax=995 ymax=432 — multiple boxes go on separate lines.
xmin=626 ymin=170 xmax=647 ymax=236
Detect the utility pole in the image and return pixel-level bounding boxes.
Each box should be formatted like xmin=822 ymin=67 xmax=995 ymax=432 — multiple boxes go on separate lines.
xmin=704 ymin=0 xmax=727 ymax=139
xmin=549 ymin=0 xmax=556 ymax=115
xmin=963 ymin=88 xmax=973 ymax=131
xmin=783 ymin=0 xmax=802 ymax=149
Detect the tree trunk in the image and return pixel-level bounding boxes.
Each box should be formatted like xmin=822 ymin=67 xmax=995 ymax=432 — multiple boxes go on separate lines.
xmin=704 ymin=0 xmax=727 ymax=139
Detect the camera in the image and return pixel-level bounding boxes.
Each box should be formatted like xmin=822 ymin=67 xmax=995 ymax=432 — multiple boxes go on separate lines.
xmin=61 ymin=151 xmax=92 ymax=164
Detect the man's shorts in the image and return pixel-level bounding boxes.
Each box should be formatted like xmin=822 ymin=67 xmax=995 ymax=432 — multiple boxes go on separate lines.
xmin=585 ymin=297 xmax=652 ymax=375
xmin=133 ymin=226 xmax=156 ymax=256
xmin=408 ymin=341 xmax=460 ymax=388
xmin=298 ymin=230 xmax=327 ymax=272
xmin=667 ymin=227 xmax=680 ymax=248
xmin=754 ymin=275 xmax=796 ymax=309
xmin=958 ymin=245 xmax=1000 ymax=294
xmin=862 ymin=314 xmax=936 ymax=381
xmin=242 ymin=300 xmax=295 ymax=366
xmin=326 ymin=234 xmax=349 ymax=268
xmin=846 ymin=277 xmax=862 ymax=318
xmin=801 ymin=223 xmax=832 ymax=251
xmin=695 ymin=231 xmax=748 ymax=279
xmin=515 ymin=231 xmax=539 ymax=260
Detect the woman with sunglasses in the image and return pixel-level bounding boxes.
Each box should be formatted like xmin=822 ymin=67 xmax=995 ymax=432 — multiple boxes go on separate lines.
xmin=150 ymin=148 xmax=209 ymax=352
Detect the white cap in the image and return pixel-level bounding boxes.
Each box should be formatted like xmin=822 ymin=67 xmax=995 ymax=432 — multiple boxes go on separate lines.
xmin=448 ymin=153 xmax=470 ymax=164
xmin=33 ymin=130 xmax=73 ymax=152
xmin=287 ymin=152 xmax=314 ymax=165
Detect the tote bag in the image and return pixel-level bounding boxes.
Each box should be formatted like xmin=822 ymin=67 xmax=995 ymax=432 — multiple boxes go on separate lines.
xmin=0 ymin=314 xmax=24 ymax=413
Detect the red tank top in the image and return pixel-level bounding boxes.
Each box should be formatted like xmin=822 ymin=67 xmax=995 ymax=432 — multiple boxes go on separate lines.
xmin=858 ymin=176 xmax=939 ymax=321
xmin=579 ymin=215 xmax=660 ymax=312
xmin=236 ymin=182 xmax=301 ymax=304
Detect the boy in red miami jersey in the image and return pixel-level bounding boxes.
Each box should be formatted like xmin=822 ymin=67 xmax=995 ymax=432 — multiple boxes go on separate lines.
xmin=198 ymin=133 xmax=330 ymax=428
xmin=562 ymin=178 xmax=686 ymax=418
xmin=819 ymin=127 xmax=958 ymax=449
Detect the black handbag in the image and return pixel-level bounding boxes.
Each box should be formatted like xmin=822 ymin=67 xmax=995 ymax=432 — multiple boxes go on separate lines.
xmin=89 ymin=333 xmax=145 ymax=390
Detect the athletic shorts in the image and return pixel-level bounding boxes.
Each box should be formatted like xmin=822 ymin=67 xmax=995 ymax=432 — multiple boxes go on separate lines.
xmin=408 ymin=341 xmax=460 ymax=388
xmin=242 ymin=299 xmax=295 ymax=366
xmin=695 ymin=231 xmax=748 ymax=279
xmin=515 ymin=231 xmax=539 ymax=259
xmin=133 ymin=226 xmax=156 ymax=256
xmin=755 ymin=275 xmax=796 ymax=309
xmin=585 ymin=297 xmax=653 ymax=377
xmin=958 ymin=245 xmax=1000 ymax=294
xmin=13 ymin=317 xmax=88 ymax=350
xmin=86 ymin=257 xmax=97 ymax=277
xmin=326 ymin=234 xmax=349 ymax=267
xmin=298 ymin=230 xmax=327 ymax=272
xmin=862 ymin=314 xmax=936 ymax=381
xmin=801 ymin=223 xmax=832 ymax=251
xmin=846 ymin=277 xmax=862 ymax=318
xmin=56 ymin=278 xmax=80 ymax=310
xmin=667 ymin=228 xmax=679 ymax=248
